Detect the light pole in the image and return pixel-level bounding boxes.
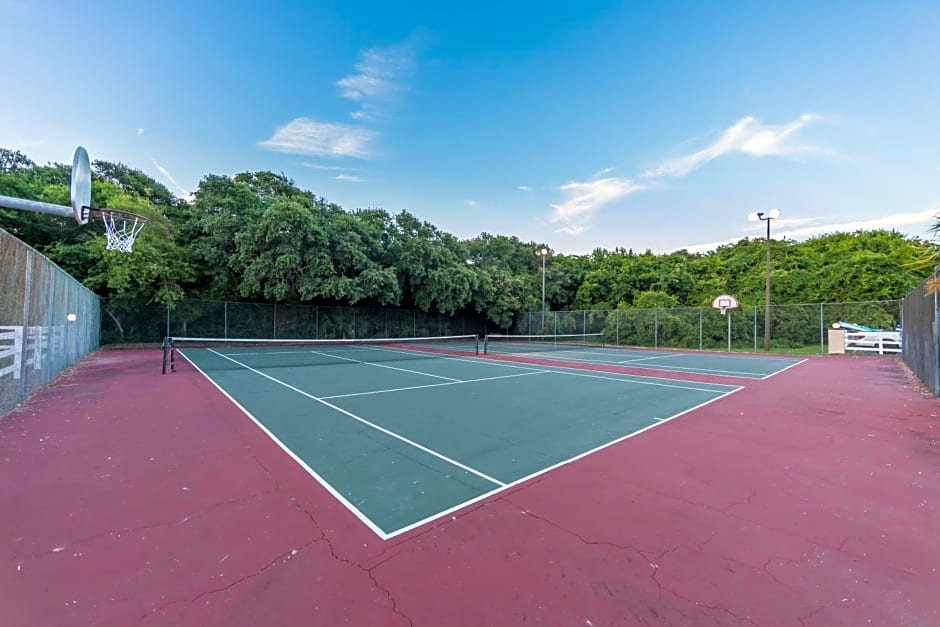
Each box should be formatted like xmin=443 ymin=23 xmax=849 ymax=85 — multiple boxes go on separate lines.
xmin=537 ymin=247 xmax=549 ymax=329
xmin=748 ymin=208 xmax=781 ymax=351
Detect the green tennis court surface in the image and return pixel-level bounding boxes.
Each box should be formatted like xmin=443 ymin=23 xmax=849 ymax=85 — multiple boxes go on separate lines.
xmin=179 ymin=342 xmax=742 ymax=538
xmin=484 ymin=336 xmax=805 ymax=379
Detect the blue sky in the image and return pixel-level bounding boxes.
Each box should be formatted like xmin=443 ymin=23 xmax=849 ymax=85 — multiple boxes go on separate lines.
xmin=1 ymin=0 xmax=938 ymax=254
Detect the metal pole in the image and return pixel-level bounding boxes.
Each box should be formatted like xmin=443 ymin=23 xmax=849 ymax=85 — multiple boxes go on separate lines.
xmin=727 ymin=310 xmax=732 ymax=352
xmin=616 ymin=310 xmax=620 ymax=346
xmin=698 ymin=307 xmax=703 ymax=350
xmin=753 ymin=305 xmax=758 ymax=352
xmin=764 ymin=218 xmax=772 ymax=351
xmin=166 ymin=305 xmax=170 ymax=339
xmin=0 ymin=194 xmax=75 ymax=218
xmin=819 ymin=303 xmax=824 ymax=354
xmin=654 ymin=309 xmax=659 ymax=348
xmin=224 ymin=301 xmax=228 ymax=340
xmin=541 ymin=253 xmax=546 ymax=328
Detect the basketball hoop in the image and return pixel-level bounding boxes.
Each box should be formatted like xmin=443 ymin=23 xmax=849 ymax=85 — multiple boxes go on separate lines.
xmin=89 ymin=208 xmax=148 ymax=253
xmin=711 ymin=294 xmax=740 ymax=316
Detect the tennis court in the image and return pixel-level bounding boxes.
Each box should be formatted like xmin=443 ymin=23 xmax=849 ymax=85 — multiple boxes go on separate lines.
xmin=171 ymin=336 xmax=742 ymax=538
xmin=484 ymin=333 xmax=806 ymax=379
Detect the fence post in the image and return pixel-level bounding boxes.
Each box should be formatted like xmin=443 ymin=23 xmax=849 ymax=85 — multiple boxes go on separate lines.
xmin=316 ymin=307 xmax=319 ymax=339
xmin=698 ymin=307 xmax=705 ymax=350
xmin=654 ymin=309 xmax=659 ymax=348
xmin=224 ymin=301 xmax=228 ymax=340
xmin=753 ymin=305 xmax=758 ymax=353
xmin=165 ymin=305 xmax=170 ymax=340
xmin=273 ymin=303 xmax=277 ymax=339
xmin=819 ymin=303 xmax=824 ymax=354
xmin=18 ymin=249 xmax=33 ymax=399
xmin=582 ymin=310 xmax=586 ymax=338
xmin=553 ymin=313 xmax=557 ymax=337
xmin=616 ymin=310 xmax=620 ymax=346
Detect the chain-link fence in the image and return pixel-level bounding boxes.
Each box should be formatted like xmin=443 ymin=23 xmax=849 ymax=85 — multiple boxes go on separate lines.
xmin=902 ymin=273 xmax=938 ymax=395
xmin=1 ymin=228 xmax=100 ymax=416
xmin=511 ymin=300 xmax=903 ymax=354
xmin=101 ymin=298 xmax=487 ymax=344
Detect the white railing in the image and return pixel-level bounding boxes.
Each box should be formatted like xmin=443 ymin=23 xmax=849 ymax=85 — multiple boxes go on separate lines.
xmin=0 ymin=325 xmax=49 ymax=379
xmin=845 ymin=332 xmax=902 ymax=355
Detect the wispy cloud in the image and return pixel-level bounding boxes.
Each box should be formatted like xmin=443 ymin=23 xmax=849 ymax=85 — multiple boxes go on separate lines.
xmin=301 ymin=162 xmax=363 ymax=172
xmin=151 ymin=159 xmax=189 ymax=197
xmin=136 ymin=128 xmax=144 ymax=137
xmin=774 ymin=208 xmax=937 ymax=240
xmin=645 ymin=114 xmax=832 ymax=178
xmin=555 ymin=224 xmax=589 ymax=236
xmin=258 ymin=118 xmax=377 ymax=159
xmin=674 ymin=208 xmax=938 ymax=253
xmin=335 ymin=174 xmax=366 ymax=183
xmin=464 ymin=199 xmax=478 ymax=207
xmin=549 ymin=175 xmax=645 ymax=225
xmin=518 ymin=185 xmax=533 ymax=192
xmin=337 ymin=43 xmax=415 ymax=121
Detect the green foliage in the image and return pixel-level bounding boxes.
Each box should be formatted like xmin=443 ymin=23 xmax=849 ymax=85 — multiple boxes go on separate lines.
xmin=1 ymin=145 xmax=935 ymax=339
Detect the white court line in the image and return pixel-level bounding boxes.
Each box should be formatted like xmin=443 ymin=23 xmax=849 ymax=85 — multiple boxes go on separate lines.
xmin=493 ymin=350 xmax=766 ymax=378
xmin=759 ymin=357 xmax=808 ymax=380
xmin=617 ymin=354 xmax=684 ymax=364
xmin=384 ymin=386 xmax=743 ymax=539
xmin=207 ymin=348 xmax=507 ymax=488
xmin=320 ymin=371 xmax=548 ymax=400
xmin=175 ymin=350 xmax=391 ymax=539
xmin=306 ymin=349 xmax=461 ymax=382
xmin=181 ymin=345 xmax=741 ymax=541
xmin=362 ymin=344 xmax=738 ymax=392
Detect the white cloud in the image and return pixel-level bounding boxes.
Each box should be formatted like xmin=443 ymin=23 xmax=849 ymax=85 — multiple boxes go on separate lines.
xmin=518 ymin=185 xmax=533 ymax=192
xmin=549 ymin=176 xmax=645 ymax=224
xmin=774 ymin=208 xmax=937 ymax=240
xmin=465 ymin=199 xmax=478 ymax=207
xmin=258 ymin=118 xmax=376 ymax=159
xmin=335 ymin=174 xmax=366 ymax=183
xmin=555 ymin=224 xmax=589 ymax=236
xmin=337 ymin=43 xmax=415 ymax=120
xmin=645 ymin=114 xmax=832 ymax=178
xmin=674 ymin=208 xmax=938 ymax=254
xmin=151 ymin=159 xmax=189 ymax=197
xmin=301 ymin=162 xmax=363 ymax=171
xmin=136 ymin=128 xmax=144 ymax=137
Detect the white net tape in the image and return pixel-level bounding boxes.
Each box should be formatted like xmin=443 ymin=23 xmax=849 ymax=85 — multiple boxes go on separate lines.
xmin=101 ymin=211 xmax=147 ymax=253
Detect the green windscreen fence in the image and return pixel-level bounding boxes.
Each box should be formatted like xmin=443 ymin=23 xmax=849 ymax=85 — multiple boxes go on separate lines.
xmin=0 ymin=228 xmax=101 ymax=417
xmin=902 ymin=273 xmax=938 ymax=395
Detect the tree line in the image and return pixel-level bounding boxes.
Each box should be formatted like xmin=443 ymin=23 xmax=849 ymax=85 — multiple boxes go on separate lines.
xmin=1 ymin=147 xmax=935 ymax=332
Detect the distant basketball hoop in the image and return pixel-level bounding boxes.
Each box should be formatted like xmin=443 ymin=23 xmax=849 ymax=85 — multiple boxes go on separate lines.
xmin=711 ymin=294 xmax=740 ymax=316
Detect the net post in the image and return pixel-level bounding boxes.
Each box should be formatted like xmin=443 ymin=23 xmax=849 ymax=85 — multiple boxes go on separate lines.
xmin=161 ymin=337 xmax=175 ymax=374
xmin=474 ymin=335 xmax=480 ymax=356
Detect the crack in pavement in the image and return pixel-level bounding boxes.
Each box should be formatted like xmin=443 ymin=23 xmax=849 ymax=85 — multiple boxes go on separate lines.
xmin=13 ymin=488 xmax=279 ymax=562
xmin=138 ymin=540 xmax=318 ymax=624
xmin=797 ymin=605 xmax=826 ymax=627
xmin=508 ymin=500 xmax=763 ymax=627
xmin=287 ymin=496 xmax=414 ymax=627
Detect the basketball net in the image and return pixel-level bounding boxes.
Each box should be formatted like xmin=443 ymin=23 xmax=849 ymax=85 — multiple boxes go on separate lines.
xmin=100 ymin=210 xmax=147 ymax=253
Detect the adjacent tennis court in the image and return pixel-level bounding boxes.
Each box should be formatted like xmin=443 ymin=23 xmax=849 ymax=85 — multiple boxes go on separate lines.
xmin=484 ymin=333 xmax=806 ymax=379
xmin=171 ymin=336 xmax=744 ymax=538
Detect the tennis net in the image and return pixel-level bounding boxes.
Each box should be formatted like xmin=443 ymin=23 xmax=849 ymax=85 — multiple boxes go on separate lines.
xmin=162 ymin=334 xmax=479 ymax=374
xmin=483 ymin=333 xmax=605 ymax=355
